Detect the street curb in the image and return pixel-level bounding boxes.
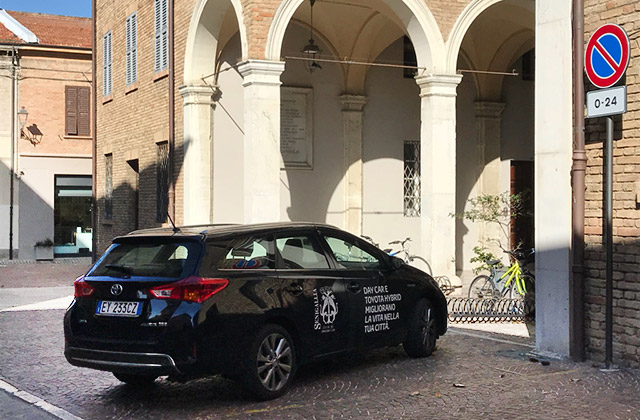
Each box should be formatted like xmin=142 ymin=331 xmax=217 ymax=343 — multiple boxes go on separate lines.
xmin=0 ymin=377 xmax=84 ymax=420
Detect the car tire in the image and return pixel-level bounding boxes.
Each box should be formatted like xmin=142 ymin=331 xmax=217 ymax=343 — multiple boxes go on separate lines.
xmin=113 ymin=373 xmax=158 ymax=385
xmin=240 ymin=324 xmax=297 ymax=400
xmin=404 ymin=298 xmax=438 ymax=358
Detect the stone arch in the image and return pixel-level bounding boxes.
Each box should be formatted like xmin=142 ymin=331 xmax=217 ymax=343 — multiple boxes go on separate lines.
xmin=446 ymin=0 xmax=534 ymax=73
xmin=265 ymin=0 xmax=445 ymax=72
xmin=184 ymin=0 xmax=247 ymax=83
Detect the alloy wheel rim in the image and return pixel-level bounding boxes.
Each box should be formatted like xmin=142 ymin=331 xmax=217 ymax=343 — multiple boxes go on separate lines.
xmin=421 ymin=307 xmax=435 ymax=348
xmin=256 ymin=333 xmax=292 ymax=391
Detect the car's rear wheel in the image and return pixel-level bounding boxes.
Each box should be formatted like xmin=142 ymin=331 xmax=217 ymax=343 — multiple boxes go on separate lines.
xmin=404 ymin=298 xmax=438 ymax=358
xmin=240 ymin=324 xmax=296 ymax=400
xmin=113 ymin=373 xmax=158 ymax=385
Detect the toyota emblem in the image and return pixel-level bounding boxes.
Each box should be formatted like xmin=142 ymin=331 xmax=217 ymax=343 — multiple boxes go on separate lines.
xmin=110 ymin=283 xmax=123 ymax=296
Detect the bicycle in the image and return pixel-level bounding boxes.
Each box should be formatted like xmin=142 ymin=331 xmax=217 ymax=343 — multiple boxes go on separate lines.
xmin=468 ymin=248 xmax=535 ymax=299
xmin=386 ymin=237 xmax=433 ymax=277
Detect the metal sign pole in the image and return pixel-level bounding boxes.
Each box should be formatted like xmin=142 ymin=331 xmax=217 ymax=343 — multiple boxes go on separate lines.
xmin=604 ymin=116 xmax=614 ymax=369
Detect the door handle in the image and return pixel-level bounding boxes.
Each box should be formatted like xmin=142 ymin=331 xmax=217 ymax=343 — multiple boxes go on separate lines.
xmin=347 ymin=282 xmax=362 ymax=293
xmin=284 ymin=283 xmax=303 ymax=295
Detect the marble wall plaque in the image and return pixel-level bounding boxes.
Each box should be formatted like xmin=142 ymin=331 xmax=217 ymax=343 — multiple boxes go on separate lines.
xmin=281 ymin=87 xmax=313 ymax=169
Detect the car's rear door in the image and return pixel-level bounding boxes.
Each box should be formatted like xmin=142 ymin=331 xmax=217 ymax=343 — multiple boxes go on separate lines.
xmin=274 ymin=230 xmax=355 ymax=358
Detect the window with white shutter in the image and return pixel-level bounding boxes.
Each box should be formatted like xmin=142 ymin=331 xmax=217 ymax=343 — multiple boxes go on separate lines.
xmin=154 ymin=0 xmax=168 ymax=73
xmin=126 ymin=12 xmax=138 ymax=86
xmin=103 ymin=31 xmax=112 ymax=96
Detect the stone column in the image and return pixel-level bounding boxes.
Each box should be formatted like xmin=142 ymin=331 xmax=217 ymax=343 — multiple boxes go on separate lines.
xmin=179 ymin=84 xmax=217 ymax=225
xmin=340 ymin=94 xmax=367 ymax=236
xmin=415 ymin=74 xmax=463 ymax=278
xmin=535 ymin=0 xmax=573 ymax=358
xmin=475 ymin=101 xmax=506 ymax=255
xmin=238 ymin=60 xmax=285 ymax=223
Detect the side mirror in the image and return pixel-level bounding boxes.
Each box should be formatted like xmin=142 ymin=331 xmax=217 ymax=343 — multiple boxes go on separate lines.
xmin=390 ymin=256 xmax=405 ymax=270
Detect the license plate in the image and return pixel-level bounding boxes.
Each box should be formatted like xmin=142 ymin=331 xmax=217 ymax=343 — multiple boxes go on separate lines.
xmin=96 ymin=301 xmax=142 ymax=317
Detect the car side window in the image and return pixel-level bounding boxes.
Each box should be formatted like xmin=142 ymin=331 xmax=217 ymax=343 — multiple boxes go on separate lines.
xmin=201 ymin=235 xmax=275 ymax=274
xmin=275 ymin=235 xmax=330 ymax=269
xmin=323 ymin=236 xmax=383 ymax=270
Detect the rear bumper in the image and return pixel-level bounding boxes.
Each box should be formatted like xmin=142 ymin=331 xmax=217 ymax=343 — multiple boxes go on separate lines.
xmin=65 ymin=347 xmax=182 ymax=376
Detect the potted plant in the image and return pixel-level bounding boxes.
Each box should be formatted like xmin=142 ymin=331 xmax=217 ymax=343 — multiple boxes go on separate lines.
xmin=34 ymin=238 xmax=54 ymax=261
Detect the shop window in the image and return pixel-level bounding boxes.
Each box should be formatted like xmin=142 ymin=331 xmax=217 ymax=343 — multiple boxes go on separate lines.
xmin=54 ymin=175 xmax=92 ymax=255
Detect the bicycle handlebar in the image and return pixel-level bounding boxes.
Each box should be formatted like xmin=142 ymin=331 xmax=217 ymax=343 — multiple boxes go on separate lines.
xmin=505 ymin=248 xmax=535 ymax=263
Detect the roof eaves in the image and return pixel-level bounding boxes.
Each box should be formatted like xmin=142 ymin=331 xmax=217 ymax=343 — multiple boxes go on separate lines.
xmin=0 ymin=9 xmax=39 ymax=44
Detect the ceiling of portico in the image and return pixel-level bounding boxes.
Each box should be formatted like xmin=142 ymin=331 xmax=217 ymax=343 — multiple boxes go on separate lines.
xmin=459 ymin=0 xmax=534 ymax=99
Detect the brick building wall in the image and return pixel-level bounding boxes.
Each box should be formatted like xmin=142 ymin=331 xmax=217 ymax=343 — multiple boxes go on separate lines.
xmin=18 ymin=53 xmax=92 ymax=157
xmin=584 ymin=0 xmax=640 ymax=367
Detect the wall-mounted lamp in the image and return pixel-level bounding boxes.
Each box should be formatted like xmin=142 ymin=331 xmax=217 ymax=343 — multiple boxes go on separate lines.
xmin=18 ymin=106 xmax=43 ymax=145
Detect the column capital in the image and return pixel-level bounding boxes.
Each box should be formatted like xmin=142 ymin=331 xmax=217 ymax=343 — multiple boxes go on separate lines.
xmin=238 ymin=59 xmax=285 ymax=87
xmin=415 ymin=74 xmax=463 ymax=97
xmin=339 ymin=94 xmax=367 ymax=112
xmin=474 ymin=101 xmax=506 ymax=118
xmin=178 ymin=84 xmax=218 ymax=105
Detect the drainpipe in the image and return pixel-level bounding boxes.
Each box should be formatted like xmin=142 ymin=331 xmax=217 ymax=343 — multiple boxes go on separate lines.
xmin=9 ymin=46 xmax=16 ymax=260
xmin=91 ymin=0 xmax=97 ymax=262
xmin=571 ymin=0 xmax=586 ymax=362
xmin=167 ymin=0 xmax=176 ymax=223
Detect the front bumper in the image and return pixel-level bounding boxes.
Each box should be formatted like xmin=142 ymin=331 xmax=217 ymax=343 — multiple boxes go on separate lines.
xmin=65 ymin=347 xmax=183 ymax=376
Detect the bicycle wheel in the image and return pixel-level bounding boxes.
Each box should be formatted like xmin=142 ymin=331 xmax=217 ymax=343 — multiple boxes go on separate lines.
xmin=409 ymin=256 xmax=432 ymax=277
xmin=468 ymin=275 xmax=498 ymax=299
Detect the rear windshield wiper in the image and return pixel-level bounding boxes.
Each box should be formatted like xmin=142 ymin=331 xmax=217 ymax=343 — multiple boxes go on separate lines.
xmin=105 ymin=264 xmax=133 ymax=275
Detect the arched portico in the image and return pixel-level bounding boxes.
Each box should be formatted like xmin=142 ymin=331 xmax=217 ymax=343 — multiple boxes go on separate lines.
xmin=266 ymin=0 xmax=461 ymax=280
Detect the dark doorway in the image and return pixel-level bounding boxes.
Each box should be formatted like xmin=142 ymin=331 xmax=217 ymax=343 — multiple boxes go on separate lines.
xmin=510 ymin=161 xmax=534 ymax=250
xmin=127 ymin=159 xmax=140 ymax=230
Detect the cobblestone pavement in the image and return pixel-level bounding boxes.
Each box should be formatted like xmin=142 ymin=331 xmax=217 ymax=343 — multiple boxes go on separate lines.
xmin=1 ymin=261 xmax=639 ymax=419
xmin=0 ymin=258 xmax=92 ymax=288
xmin=0 ymin=307 xmax=639 ymax=420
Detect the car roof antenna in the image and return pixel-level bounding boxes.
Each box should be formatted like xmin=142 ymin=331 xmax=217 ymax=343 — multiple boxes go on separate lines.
xmin=167 ymin=212 xmax=180 ymax=233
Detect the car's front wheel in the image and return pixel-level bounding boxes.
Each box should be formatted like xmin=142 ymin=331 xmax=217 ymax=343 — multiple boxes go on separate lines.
xmin=240 ymin=324 xmax=296 ymax=400
xmin=113 ymin=373 xmax=158 ymax=386
xmin=404 ymin=298 xmax=438 ymax=358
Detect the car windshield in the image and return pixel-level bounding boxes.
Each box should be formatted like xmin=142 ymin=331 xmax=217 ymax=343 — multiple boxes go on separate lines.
xmin=90 ymin=239 xmax=202 ymax=278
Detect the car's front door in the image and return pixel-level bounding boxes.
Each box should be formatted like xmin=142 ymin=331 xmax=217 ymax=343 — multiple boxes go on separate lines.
xmin=275 ymin=232 xmax=354 ymax=358
xmin=319 ymin=230 xmax=409 ymax=349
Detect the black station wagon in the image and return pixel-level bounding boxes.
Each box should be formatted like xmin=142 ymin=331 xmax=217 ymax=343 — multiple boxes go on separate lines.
xmin=64 ymin=223 xmax=447 ymax=399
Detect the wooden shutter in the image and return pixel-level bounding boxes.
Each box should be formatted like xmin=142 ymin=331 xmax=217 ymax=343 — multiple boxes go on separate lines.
xmin=126 ymin=16 xmax=131 ymax=85
xmin=78 ymin=87 xmax=90 ymax=136
xmin=161 ymin=0 xmax=168 ymax=70
xmin=103 ymin=31 xmax=112 ymax=96
xmin=131 ymin=13 xmax=137 ymax=84
xmin=65 ymin=86 xmax=78 ymax=135
xmin=103 ymin=32 xmax=108 ymax=96
xmin=154 ymin=0 xmax=162 ymax=72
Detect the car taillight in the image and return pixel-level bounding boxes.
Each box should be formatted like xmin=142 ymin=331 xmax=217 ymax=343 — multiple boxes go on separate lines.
xmin=74 ymin=278 xmax=95 ymax=297
xmin=149 ymin=276 xmax=229 ymax=304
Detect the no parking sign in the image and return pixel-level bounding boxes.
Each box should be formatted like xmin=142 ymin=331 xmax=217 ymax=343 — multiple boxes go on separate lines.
xmin=585 ymin=23 xmax=630 ymax=89
xmin=585 ymin=24 xmax=630 ymax=118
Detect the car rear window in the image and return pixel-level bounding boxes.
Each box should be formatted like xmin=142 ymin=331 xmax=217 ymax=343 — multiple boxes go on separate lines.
xmin=200 ymin=235 xmax=275 ymax=273
xmin=90 ymin=239 xmax=202 ymax=278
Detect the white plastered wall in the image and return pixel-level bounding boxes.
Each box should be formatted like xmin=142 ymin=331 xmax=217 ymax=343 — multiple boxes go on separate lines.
xmin=279 ymin=24 xmax=345 ymax=228
xmin=362 ymin=38 xmax=421 ymax=252
xmin=18 ymin=155 xmax=92 ymax=260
